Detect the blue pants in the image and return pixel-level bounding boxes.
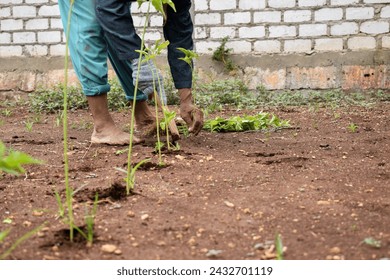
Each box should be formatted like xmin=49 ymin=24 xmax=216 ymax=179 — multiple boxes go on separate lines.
xmin=95 ymin=0 xmax=194 ymax=89
xmin=58 ymin=0 xmax=148 ymax=101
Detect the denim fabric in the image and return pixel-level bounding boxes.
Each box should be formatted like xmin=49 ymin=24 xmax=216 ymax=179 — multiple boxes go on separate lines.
xmin=95 ymin=0 xmax=194 ymax=89
xmin=58 ymin=0 xmax=148 ymax=101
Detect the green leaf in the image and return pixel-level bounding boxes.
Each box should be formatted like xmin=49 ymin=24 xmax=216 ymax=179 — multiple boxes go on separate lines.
xmin=0 ymin=229 xmax=11 ymax=243
xmin=2 ymin=218 xmax=12 ymax=224
xmin=363 ymin=237 xmax=381 ymax=248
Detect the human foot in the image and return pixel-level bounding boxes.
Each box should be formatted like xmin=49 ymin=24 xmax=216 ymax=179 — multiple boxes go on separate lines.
xmin=91 ymin=125 xmax=143 ymax=145
xmin=179 ymin=88 xmax=204 ymax=135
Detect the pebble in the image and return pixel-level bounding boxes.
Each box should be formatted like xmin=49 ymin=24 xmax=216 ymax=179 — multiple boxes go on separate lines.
xmin=141 ymin=214 xmax=149 ymax=221
xmin=23 ymin=221 xmax=32 ymax=227
xmin=224 ymin=201 xmax=235 ymax=208
xmin=101 ymin=244 xmax=117 ymax=254
xmin=32 ymin=210 xmax=44 ymax=217
xmin=188 ymin=237 xmax=197 ymax=246
xmin=206 ymin=249 xmax=223 ymax=257
xmin=317 ymin=201 xmax=331 ymax=205
xmin=127 ymin=211 xmax=135 ymax=218
xmin=329 ymin=247 xmax=341 ymax=254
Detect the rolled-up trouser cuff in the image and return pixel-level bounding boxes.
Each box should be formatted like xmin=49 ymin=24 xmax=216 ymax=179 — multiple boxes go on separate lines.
xmin=174 ymin=80 xmax=192 ymax=89
xmin=83 ymin=84 xmax=111 ymax=96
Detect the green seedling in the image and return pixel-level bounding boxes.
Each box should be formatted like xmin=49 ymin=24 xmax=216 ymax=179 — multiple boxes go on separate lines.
xmin=137 ymin=0 xmax=176 ymax=19
xmin=54 ymin=190 xmax=65 ymax=218
xmin=347 ymin=123 xmax=358 ymax=133
xmin=1 ymin=109 xmax=12 ymax=117
xmin=362 ymin=237 xmax=381 ymax=248
xmin=0 ymin=223 xmax=46 ymax=260
xmin=160 ymin=109 xmax=176 ymax=150
xmin=177 ymin=47 xmax=198 ymax=72
xmin=2 ymin=218 xmax=12 ymax=224
xmin=116 ymin=158 xmax=151 ymax=195
xmin=275 ymin=233 xmax=284 ymax=260
xmin=0 ymin=141 xmax=41 ymax=175
xmin=115 ymin=148 xmax=129 ymax=155
xmin=24 ymin=120 xmax=34 ymax=132
xmin=204 ymin=113 xmax=290 ymax=133
xmin=84 ymin=193 xmax=98 ymax=246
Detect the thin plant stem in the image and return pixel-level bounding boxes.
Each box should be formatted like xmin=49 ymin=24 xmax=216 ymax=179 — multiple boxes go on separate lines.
xmin=126 ymin=2 xmax=151 ymax=193
xmin=151 ymin=71 xmax=163 ymax=164
xmin=63 ymin=0 xmax=75 ymax=241
xmin=0 ymin=223 xmax=46 ymax=260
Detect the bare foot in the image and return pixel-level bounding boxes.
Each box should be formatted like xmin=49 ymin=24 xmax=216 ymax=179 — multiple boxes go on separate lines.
xmin=91 ymin=126 xmax=143 ymax=146
xmin=179 ymin=88 xmax=204 ymax=135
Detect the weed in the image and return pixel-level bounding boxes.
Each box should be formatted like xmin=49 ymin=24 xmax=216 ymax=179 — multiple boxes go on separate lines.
xmin=275 ymin=233 xmax=284 ymax=260
xmin=212 ymin=37 xmax=236 ymax=72
xmin=1 ymin=109 xmax=12 ymax=117
xmin=0 ymin=141 xmax=41 ymax=175
xmin=347 ymin=123 xmax=358 ymax=133
xmin=24 ymin=120 xmax=34 ymax=132
xmin=204 ymin=112 xmax=290 ymax=133
xmin=362 ymin=237 xmax=381 ymax=248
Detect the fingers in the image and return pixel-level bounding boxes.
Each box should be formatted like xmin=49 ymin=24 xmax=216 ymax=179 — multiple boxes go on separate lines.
xmin=188 ymin=108 xmax=204 ymax=135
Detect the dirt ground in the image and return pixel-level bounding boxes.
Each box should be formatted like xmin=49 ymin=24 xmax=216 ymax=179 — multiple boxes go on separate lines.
xmin=0 ymin=98 xmax=389 ymax=260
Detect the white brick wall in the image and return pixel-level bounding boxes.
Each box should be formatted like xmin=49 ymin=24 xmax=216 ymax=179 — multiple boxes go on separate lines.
xmin=0 ymin=0 xmax=389 ymax=57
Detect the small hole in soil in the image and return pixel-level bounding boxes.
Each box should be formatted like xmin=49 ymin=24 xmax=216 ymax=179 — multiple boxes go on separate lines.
xmin=96 ymin=181 xmax=128 ymax=200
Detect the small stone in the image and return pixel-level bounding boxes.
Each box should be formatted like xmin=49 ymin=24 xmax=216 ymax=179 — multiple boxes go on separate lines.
xmin=188 ymin=237 xmax=197 ymax=246
xmin=127 ymin=211 xmax=135 ymax=218
xmin=243 ymin=208 xmax=251 ymax=214
xmin=317 ymin=200 xmax=331 ymax=205
xmin=114 ymin=249 xmax=122 ymax=255
xmin=157 ymin=241 xmax=166 ymax=247
xmin=37 ymin=231 xmax=45 ymax=238
xmin=52 ymin=245 xmax=59 ymax=252
xmin=101 ymin=244 xmax=117 ymax=253
xmin=141 ymin=214 xmax=149 ymax=221
xmin=23 ymin=221 xmax=32 ymax=227
xmin=206 ymin=249 xmax=223 ymax=257
xmin=132 ymin=242 xmax=139 ymax=247
xmin=329 ymin=247 xmax=341 ymax=254
xmin=175 ymin=155 xmax=185 ymax=161
xmin=224 ymin=200 xmax=235 ymax=208
xmin=32 ymin=210 xmax=44 ymax=216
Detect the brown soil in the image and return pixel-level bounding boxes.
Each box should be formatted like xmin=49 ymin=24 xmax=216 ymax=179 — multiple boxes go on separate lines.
xmin=0 ymin=100 xmax=389 ymax=260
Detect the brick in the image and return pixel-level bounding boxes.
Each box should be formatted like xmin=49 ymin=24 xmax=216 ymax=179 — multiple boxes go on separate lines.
xmin=284 ymin=10 xmax=311 ymax=22
xmin=226 ymin=40 xmax=252 ymax=54
xmin=0 ymin=33 xmax=11 ymax=44
xmin=269 ymin=25 xmax=296 ymax=38
xmin=364 ymin=0 xmax=390 ymax=3
xmin=224 ymin=12 xmax=251 ymax=25
xmin=360 ymin=21 xmax=389 ymax=34
xmin=347 ymin=37 xmax=376 ymax=50
xmin=253 ymin=40 xmax=281 ymax=53
xmin=254 ymin=11 xmax=282 ymax=23
xmin=346 ymin=7 xmax=374 ymax=20
xmin=289 ymin=66 xmax=338 ymax=89
xmin=0 ymin=46 xmax=23 ymax=57
xmin=194 ymin=0 xmax=208 ymax=11
xmin=210 ymin=27 xmax=236 ymax=39
xmin=315 ymin=8 xmax=343 ymax=21
xmin=0 ymin=7 xmax=11 ymax=17
xmin=342 ymin=65 xmax=389 ymax=90
xmin=130 ymin=15 xmax=145 ymax=27
xmin=195 ymin=41 xmax=222 ymax=54
xmin=315 ymin=38 xmax=344 ymax=51
xmin=194 ymin=27 xmax=207 ymax=39
xmin=50 ymin=18 xmax=63 ymax=29
xmin=383 ymin=36 xmax=390 ymax=48
xmin=1 ymin=19 xmax=23 ymax=31
xmin=13 ymin=32 xmax=36 ymax=44
xmin=239 ymin=0 xmax=266 ymax=9
xmin=330 ymin=0 xmax=358 ymax=5
xmin=210 ymin=0 xmax=236 ymax=10
xmin=299 ymin=24 xmax=327 ymax=37
xmin=24 ymin=45 xmax=48 ymax=56
xmin=38 ymin=31 xmax=61 ymax=43
xmin=12 ymin=6 xmax=36 ymax=18
xmin=26 ymin=19 xmax=49 ymax=30
xmin=381 ymin=6 xmax=390 ymax=18
xmin=150 ymin=15 xmax=163 ymax=26
xmin=284 ymin=39 xmax=312 ymax=53
xmin=299 ymin=0 xmax=326 ymax=6
xmin=49 ymin=44 xmax=66 ymax=56
xmin=238 ymin=26 xmax=265 ymax=38
xmin=38 ymin=5 xmax=60 ymax=16
xmin=25 ymin=0 xmax=48 ymax=3
xmin=243 ymin=67 xmax=286 ymax=90
xmin=0 ymin=0 xmax=22 ymax=4
xmin=331 ymin=22 xmax=359 ymax=35
xmin=143 ymin=31 xmax=162 ymax=41
xmin=195 ymin=13 xmax=221 ymax=25
xmin=268 ymin=0 xmax=295 ymax=8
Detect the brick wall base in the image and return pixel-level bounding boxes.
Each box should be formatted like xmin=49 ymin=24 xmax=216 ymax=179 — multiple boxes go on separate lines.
xmin=0 ymin=50 xmax=389 ymax=95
